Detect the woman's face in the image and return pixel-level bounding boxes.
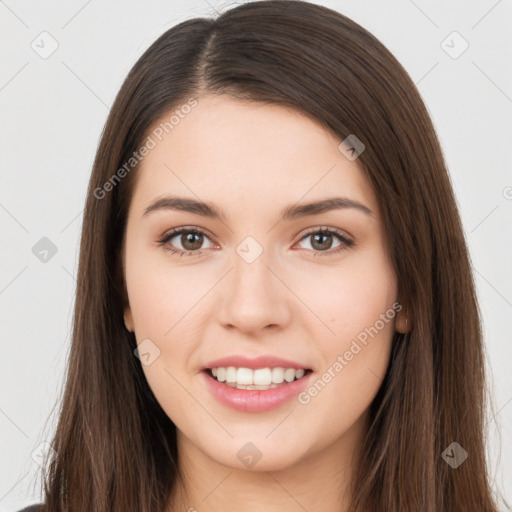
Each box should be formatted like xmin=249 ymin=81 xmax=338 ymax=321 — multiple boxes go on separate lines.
xmin=122 ymin=94 xmax=405 ymax=471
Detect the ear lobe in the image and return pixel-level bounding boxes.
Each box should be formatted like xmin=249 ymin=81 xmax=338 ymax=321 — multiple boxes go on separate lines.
xmin=123 ymin=307 xmax=134 ymax=332
xmin=395 ymin=310 xmax=411 ymax=334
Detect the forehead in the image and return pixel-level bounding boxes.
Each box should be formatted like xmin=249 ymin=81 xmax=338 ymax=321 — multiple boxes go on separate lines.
xmin=131 ymin=94 xmax=379 ymax=219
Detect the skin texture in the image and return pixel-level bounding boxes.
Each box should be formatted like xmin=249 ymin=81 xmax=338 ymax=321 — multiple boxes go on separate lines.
xmin=122 ymin=95 xmax=409 ymax=511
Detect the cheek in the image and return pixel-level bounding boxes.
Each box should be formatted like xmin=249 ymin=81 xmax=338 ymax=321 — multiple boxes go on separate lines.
xmin=296 ymin=251 xmax=397 ymax=342
xmin=294 ymin=311 xmax=395 ymax=450
xmin=125 ymin=251 xmax=201 ymax=401
xmin=125 ymin=246 xmax=207 ymax=339
xmin=295 ymin=334 xmax=393 ymax=454
xmin=293 ymin=250 xmax=397 ymax=419
xmin=126 ymin=258 xmax=203 ymax=423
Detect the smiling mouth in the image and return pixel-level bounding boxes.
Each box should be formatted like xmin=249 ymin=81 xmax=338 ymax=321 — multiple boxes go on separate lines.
xmin=204 ymin=367 xmax=313 ymax=391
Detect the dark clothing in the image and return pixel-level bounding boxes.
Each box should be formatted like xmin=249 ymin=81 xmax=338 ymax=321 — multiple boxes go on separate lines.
xmin=18 ymin=506 xmax=43 ymax=512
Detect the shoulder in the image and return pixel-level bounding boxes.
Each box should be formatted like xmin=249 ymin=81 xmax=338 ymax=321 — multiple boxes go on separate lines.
xmin=17 ymin=505 xmax=44 ymax=512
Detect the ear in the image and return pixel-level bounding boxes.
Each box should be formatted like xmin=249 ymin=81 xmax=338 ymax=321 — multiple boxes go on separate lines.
xmin=395 ymin=308 xmax=411 ymax=334
xmin=119 ymin=241 xmax=134 ymax=333
xmin=124 ymin=306 xmax=134 ymax=332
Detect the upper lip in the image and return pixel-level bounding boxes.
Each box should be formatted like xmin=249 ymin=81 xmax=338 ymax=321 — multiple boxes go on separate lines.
xmin=203 ymin=355 xmax=311 ymax=370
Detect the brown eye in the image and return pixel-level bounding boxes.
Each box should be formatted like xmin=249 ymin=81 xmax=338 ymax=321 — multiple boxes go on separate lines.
xmin=310 ymin=232 xmax=334 ymax=251
xmin=296 ymin=228 xmax=354 ymax=256
xmin=157 ymin=227 xmax=214 ymax=256
xmin=180 ymin=232 xmax=204 ymax=251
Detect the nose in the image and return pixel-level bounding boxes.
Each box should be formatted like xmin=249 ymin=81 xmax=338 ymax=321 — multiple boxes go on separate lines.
xmin=216 ymin=250 xmax=292 ymax=335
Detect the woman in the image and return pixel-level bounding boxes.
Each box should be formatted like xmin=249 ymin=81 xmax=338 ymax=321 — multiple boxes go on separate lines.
xmin=21 ymin=0 xmax=506 ymax=511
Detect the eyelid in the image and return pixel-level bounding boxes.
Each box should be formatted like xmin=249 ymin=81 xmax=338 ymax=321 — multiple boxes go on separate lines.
xmin=158 ymin=225 xmax=215 ymax=241
xmin=294 ymin=226 xmax=354 ymax=255
xmin=156 ymin=226 xmax=217 ymax=254
xmin=157 ymin=225 xmax=354 ymax=257
xmin=297 ymin=225 xmax=353 ymax=241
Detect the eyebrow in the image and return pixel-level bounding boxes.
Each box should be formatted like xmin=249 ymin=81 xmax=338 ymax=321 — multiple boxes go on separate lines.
xmin=143 ymin=195 xmax=374 ymax=221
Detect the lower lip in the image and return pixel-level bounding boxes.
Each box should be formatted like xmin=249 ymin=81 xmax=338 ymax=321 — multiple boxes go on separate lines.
xmin=201 ymin=370 xmax=313 ymax=412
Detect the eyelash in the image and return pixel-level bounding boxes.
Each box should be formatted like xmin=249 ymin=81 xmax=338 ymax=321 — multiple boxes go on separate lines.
xmin=156 ymin=226 xmax=355 ymax=258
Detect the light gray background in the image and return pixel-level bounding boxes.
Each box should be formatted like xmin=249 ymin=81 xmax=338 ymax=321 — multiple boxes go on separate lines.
xmin=1 ymin=0 xmax=511 ymax=510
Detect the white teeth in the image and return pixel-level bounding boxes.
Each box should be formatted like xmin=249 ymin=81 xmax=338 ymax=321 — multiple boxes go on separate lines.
xmin=253 ymin=368 xmax=272 ymax=385
xmin=216 ymin=367 xmax=226 ymax=382
xmin=226 ymin=366 xmax=237 ymax=383
xmin=284 ymin=368 xmax=296 ymax=382
xmin=209 ymin=366 xmax=308 ymax=387
xmin=271 ymin=367 xmax=284 ymax=383
xmin=237 ymin=367 xmax=254 ymax=385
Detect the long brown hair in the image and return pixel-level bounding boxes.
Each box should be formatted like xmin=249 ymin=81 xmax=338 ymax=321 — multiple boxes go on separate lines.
xmin=39 ymin=1 xmax=506 ymax=510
